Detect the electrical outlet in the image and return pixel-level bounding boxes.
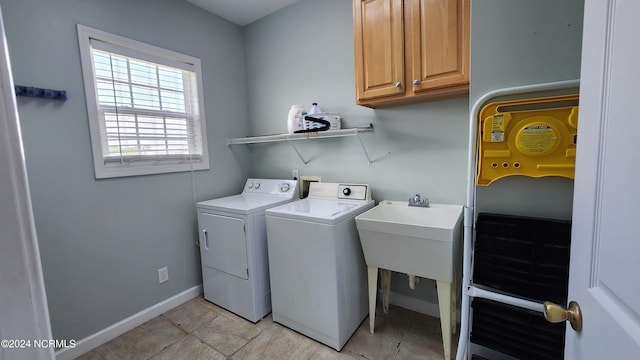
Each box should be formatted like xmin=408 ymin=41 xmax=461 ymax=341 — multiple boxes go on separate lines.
xmin=292 ymin=169 xmax=299 ymax=180
xmin=158 ymin=267 xmax=169 ymax=284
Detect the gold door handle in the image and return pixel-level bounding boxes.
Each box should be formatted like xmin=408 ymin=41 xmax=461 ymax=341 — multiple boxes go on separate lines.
xmin=543 ymin=301 xmax=583 ymax=332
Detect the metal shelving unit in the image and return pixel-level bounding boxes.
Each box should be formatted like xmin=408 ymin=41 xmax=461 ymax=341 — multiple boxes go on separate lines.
xmin=457 ymin=80 xmax=580 ymax=360
xmin=227 ymin=124 xmax=375 ymax=165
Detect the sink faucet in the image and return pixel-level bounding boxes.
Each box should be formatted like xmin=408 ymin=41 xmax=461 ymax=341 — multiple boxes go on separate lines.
xmin=409 ymin=193 xmax=430 ymax=207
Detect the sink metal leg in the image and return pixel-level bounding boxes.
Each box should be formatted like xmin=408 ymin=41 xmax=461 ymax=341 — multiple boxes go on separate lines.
xmin=381 ymin=269 xmax=391 ymax=313
xmin=367 ymin=266 xmax=378 ymax=334
xmin=436 ymin=280 xmax=453 ymax=360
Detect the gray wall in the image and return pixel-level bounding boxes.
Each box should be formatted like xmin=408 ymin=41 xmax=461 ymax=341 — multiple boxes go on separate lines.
xmin=471 ymin=0 xmax=584 ymax=220
xmin=1 ymin=0 xmax=250 ymax=341
xmin=243 ymin=0 xmax=469 ymax=209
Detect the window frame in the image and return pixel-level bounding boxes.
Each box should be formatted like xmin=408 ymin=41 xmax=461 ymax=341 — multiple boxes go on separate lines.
xmin=77 ymin=24 xmax=209 ymax=179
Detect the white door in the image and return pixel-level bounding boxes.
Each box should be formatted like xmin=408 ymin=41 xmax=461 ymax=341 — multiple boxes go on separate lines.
xmin=198 ymin=212 xmax=248 ymax=279
xmin=0 ymin=5 xmax=54 ymax=360
xmin=564 ymin=0 xmax=640 ymax=357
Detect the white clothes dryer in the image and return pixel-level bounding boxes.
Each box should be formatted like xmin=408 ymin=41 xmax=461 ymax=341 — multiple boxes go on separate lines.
xmin=265 ymin=182 xmax=374 ymax=350
xmin=197 ymin=178 xmax=298 ymax=322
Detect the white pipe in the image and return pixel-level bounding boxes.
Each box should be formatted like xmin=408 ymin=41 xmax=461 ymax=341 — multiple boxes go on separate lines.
xmin=456 ymin=79 xmax=579 ymax=360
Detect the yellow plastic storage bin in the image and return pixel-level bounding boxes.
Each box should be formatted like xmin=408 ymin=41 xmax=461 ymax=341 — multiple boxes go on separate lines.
xmin=476 ymin=94 xmax=579 ymax=186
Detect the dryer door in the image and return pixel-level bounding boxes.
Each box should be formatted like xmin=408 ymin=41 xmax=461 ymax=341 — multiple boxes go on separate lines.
xmin=198 ymin=212 xmax=248 ymax=280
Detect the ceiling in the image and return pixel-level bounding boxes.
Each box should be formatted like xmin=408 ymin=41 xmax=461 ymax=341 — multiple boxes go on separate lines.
xmin=186 ymin=0 xmax=300 ymax=26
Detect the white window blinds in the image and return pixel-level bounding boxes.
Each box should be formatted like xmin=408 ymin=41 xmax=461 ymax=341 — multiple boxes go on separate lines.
xmin=91 ymin=41 xmax=202 ymax=162
xmin=78 ymin=25 xmax=209 ymax=178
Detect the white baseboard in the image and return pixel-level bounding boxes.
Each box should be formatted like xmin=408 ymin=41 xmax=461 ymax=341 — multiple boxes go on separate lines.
xmin=380 ymin=290 xmax=441 ymax=318
xmin=55 ymin=285 xmax=202 ymax=360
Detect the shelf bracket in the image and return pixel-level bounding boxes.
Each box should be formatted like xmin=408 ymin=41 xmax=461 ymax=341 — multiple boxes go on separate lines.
xmin=287 ymin=138 xmax=309 ymax=164
xmin=355 ymin=131 xmax=374 ymax=166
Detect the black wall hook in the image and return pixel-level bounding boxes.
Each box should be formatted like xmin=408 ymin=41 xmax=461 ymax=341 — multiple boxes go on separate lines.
xmin=15 ymin=85 xmax=67 ymax=101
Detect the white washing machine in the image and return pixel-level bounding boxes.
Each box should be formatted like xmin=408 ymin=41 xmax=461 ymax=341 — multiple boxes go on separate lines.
xmin=265 ymin=182 xmax=374 ymax=350
xmin=197 ymin=178 xmax=298 ymax=323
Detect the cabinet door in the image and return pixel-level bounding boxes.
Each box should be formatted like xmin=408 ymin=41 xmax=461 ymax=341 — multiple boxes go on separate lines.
xmin=408 ymin=0 xmax=469 ymax=92
xmin=353 ymin=0 xmax=405 ymax=101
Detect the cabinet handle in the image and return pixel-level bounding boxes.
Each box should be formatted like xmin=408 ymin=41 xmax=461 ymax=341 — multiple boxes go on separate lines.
xmin=413 ymin=79 xmax=420 ymax=85
xmin=202 ymin=229 xmax=209 ymax=250
xmin=395 ymin=82 xmax=402 ymax=88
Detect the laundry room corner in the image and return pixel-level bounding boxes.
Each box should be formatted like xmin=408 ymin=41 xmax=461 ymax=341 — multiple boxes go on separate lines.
xmin=242 ymin=0 xmax=469 ymax=313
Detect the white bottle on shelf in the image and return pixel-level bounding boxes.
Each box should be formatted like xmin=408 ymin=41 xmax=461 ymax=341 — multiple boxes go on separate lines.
xmin=308 ymin=102 xmax=321 ymax=115
xmin=287 ymin=105 xmax=305 ymax=134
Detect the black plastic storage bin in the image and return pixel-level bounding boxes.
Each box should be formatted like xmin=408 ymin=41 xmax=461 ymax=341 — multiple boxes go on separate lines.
xmin=471 ymin=356 xmax=492 ymax=360
xmin=471 ymin=298 xmax=565 ymax=360
xmin=473 ymin=213 xmax=571 ymax=305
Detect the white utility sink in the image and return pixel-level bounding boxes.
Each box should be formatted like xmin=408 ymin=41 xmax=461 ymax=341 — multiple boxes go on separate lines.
xmin=355 ymin=200 xmax=463 ymax=360
xmin=355 ymin=200 xmax=463 ymax=281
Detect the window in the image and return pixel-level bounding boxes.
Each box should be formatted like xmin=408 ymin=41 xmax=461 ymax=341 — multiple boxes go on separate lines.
xmin=77 ymin=25 xmax=209 ymax=178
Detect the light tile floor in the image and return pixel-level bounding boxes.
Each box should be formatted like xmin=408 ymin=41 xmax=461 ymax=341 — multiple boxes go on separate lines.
xmin=75 ymin=297 xmax=457 ymax=360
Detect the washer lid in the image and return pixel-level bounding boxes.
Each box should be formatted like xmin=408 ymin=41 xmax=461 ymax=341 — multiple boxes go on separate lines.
xmin=266 ymin=198 xmax=375 ymax=225
xmin=197 ymin=194 xmax=295 ymax=214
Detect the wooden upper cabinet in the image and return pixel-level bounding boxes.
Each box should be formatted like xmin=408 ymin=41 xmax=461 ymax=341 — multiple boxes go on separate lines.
xmin=353 ymin=0 xmax=470 ymax=108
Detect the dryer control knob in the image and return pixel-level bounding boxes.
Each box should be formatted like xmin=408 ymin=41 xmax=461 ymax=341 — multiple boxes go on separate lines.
xmin=279 ymin=183 xmax=291 ymax=192
xmin=342 ymin=187 xmax=351 ymax=196
xmin=255 ymin=183 xmax=261 ymax=189
xmin=248 ymin=182 xmax=254 ymax=189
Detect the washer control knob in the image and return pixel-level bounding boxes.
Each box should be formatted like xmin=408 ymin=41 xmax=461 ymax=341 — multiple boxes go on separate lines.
xmin=279 ymin=182 xmax=291 ymax=192
xmin=248 ymin=182 xmax=254 ymax=189
xmin=342 ymin=187 xmax=351 ymax=196
xmin=255 ymin=183 xmax=261 ymax=189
